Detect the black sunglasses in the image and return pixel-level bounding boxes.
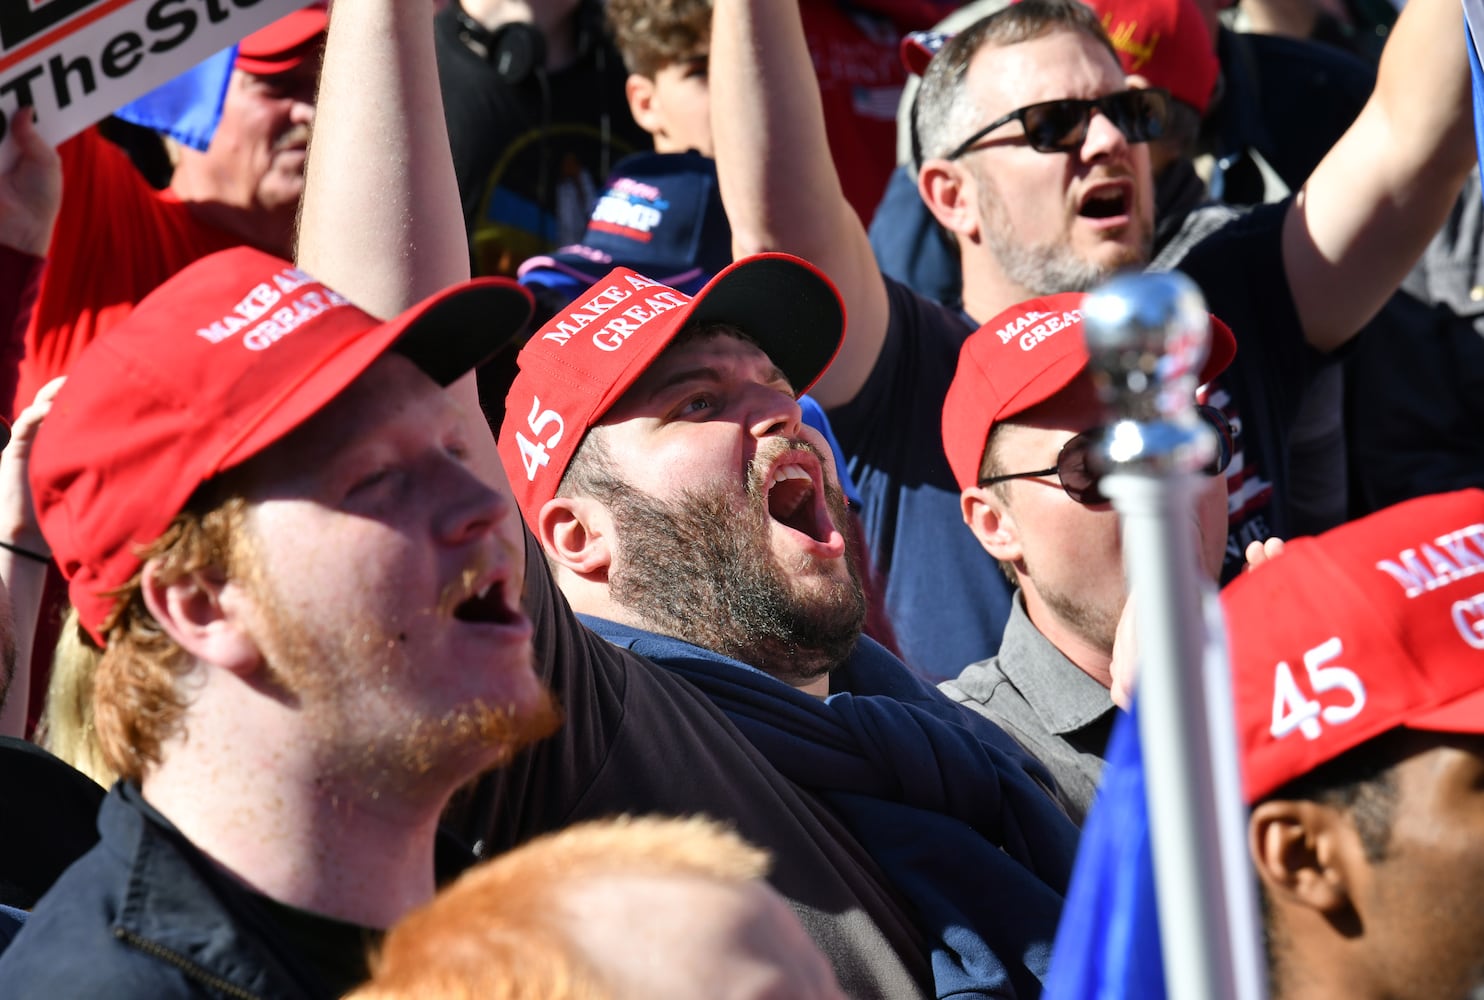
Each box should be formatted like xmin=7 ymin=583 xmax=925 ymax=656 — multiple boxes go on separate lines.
xmin=978 ymin=404 xmax=1234 ymax=506
xmin=945 ymin=88 xmax=1171 ymax=160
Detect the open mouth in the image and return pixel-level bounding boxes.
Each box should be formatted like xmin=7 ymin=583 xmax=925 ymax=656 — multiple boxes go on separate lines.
xmin=765 ymin=461 xmax=832 ymax=543
xmin=452 ymin=576 xmax=523 ymax=626
xmin=1079 ymin=189 xmax=1128 ymax=219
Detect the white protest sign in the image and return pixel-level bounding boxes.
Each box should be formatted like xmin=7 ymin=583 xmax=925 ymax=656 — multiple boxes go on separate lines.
xmin=0 ymin=0 xmax=306 ymax=168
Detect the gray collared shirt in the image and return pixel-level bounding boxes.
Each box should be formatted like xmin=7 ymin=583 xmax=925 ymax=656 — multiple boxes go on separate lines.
xmin=939 ymin=595 xmax=1117 ymax=826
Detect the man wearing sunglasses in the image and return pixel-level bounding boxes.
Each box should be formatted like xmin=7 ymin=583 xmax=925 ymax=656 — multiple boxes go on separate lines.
xmin=936 ymin=292 xmax=1237 ymax=822
xmin=709 ymin=0 xmax=1473 ymax=686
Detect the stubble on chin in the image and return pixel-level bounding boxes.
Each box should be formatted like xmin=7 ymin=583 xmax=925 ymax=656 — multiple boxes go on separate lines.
xmin=246 ymin=573 xmax=562 ymax=791
xmin=977 ymin=173 xmax=1152 ymax=296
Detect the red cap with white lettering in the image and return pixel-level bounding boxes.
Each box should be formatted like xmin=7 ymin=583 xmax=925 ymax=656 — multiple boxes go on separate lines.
xmin=31 ymin=246 xmax=531 ymax=642
xmin=1224 ymin=488 xmax=1484 ymax=803
xmin=940 ymin=292 xmax=1236 ymax=491
xmin=498 ymin=253 xmax=844 ymax=528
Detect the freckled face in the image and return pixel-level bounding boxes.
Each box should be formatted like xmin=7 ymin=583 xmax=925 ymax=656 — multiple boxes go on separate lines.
xmin=234 ymin=355 xmax=558 ymax=791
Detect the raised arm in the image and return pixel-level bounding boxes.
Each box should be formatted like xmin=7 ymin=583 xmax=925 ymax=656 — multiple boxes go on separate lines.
xmin=297 ymin=0 xmax=508 ymax=486
xmin=297 ymin=0 xmax=470 ymax=309
xmin=709 ymin=0 xmax=890 ymax=410
xmin=0 ymin=378 xmax=63 ymax=739
xmin=1282 ymin=0 xmax=1476 ymax=353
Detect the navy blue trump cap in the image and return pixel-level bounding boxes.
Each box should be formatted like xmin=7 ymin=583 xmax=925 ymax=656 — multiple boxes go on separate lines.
xmin=519 ymin=151 xmax=731 ymax=299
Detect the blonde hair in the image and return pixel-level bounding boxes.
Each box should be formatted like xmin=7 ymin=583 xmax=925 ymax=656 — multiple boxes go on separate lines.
xmin=35 ymin=606 xmax=114 ymax=787
xmin=344 ymin=815 xmax=772 ymax=1000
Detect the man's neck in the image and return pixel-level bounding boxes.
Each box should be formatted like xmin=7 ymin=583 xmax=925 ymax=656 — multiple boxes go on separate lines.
xmin=141 ymin=752 xmax=443 ymax=930
xmin=578 ymin=597 xmax=837 ymax=699
xmin=959 ymin=258 xmax=1033 ymax=327
xmin=1019 ymin=590 xmax=1115 ymax=690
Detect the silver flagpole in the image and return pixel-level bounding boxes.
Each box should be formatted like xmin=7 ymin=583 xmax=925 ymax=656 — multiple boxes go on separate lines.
xmin=1081 ymin=272 xmax=1266 ymax=1000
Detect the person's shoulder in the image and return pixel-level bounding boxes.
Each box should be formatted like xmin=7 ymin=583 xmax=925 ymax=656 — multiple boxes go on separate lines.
xmin=1177 ymin=199 xmax=1292 ymax=291
xmin=1231 ymin=27 xmax=1377 ymax=92
xmin=882 ymin=273 xmax=970 ymax=337
xmin=940 ymin=655 xmax=1018 ymax=709
xmin=0 ymin=860 xmax=181 ymax=1000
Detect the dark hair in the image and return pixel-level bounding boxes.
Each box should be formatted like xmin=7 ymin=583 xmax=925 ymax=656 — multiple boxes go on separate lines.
xmin=1255 ymin=727 xmax=1411 ymax=987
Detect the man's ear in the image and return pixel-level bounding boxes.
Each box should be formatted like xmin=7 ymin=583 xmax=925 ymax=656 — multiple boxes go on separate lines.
xmin=919 ymin=159 xmax=979 ymax=241
xmin=1249 ymin=799 xmax=1358 ymax=918
xmin=625 ymin=73 xmax=662 ymax=138
xmin=962 ymin=485 xmax=1023 ymax=564
xmin=139 ymin=561 xmax=261 ymax=676
xmin=537 ymin=496 xmax=614 ymax=577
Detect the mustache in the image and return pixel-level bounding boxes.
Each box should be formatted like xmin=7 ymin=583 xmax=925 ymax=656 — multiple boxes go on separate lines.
xmin=747 ymin=436 xmax=829 ymax=496
xmin=273 ymin=124 xmax=312 ymax=152
xmin=436 ymin=563 xmax=488 ymax=619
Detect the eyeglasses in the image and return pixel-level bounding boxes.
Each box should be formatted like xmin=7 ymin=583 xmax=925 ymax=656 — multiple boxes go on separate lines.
xmin=945 ymin=88 xmax=1171 ymax=160
xmin=978 ymin=404 xmax=1235 ymax=505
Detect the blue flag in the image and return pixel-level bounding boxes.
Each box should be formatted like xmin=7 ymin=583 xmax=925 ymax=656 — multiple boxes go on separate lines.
xmin=1042 ymin=701 xmax=1167 ymax=1000
xmin=114 ymin=45 xmax=237 ymax=152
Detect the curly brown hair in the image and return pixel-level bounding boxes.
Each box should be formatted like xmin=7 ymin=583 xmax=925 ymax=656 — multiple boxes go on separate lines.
xmin=604 ymin=0 xmax=712 ymax=78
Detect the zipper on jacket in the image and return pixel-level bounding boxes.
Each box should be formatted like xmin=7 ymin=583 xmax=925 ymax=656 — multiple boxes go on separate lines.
xmin=113 ymin=926 xmax=266 ymax=1000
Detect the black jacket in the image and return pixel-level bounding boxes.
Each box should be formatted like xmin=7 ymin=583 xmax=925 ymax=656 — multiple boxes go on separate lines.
xmin=0 ymin=783 xmax=352 ymax=1000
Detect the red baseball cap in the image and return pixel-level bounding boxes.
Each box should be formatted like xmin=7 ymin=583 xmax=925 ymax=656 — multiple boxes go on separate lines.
xmin=236 ymin=4 xmax=328 ymax=77
xmin=900 ymin=30 xmax=954 ymax=76
xmin=32 ymin=246 xmax=532 ymax=642
xmin=1085 ymin=0 xmax=1220 ymax=115
xmin=899 ymin=0 xmax=1218 ymax=115
xmin=1224 ymin=489 xmax=1484 ymax=803
xmin=498 ymin=253 xmax=844 ymax=527
xmin=940 ymin=291 xmax=1235 ymax=491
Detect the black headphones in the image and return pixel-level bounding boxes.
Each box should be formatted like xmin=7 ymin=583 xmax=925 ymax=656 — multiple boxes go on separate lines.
xmin=452 ymin=0 xmax=602 ymax=85
xmin=449 ymin=0 xmax=614 ymax=241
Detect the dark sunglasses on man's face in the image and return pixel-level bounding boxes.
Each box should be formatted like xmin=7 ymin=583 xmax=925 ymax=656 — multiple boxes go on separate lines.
xmin=978 ymin=404 xmax=1235 ymax=506
xmin=946 ymin=88 xmax=1171 ymax=160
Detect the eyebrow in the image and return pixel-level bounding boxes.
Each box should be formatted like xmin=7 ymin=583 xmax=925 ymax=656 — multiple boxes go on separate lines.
xmin=643 ymin=362 xmax=795 ymax=400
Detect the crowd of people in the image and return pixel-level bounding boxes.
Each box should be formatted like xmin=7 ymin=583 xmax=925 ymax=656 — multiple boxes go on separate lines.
xmin=0 ymin=0 xmax=1482 ymax=997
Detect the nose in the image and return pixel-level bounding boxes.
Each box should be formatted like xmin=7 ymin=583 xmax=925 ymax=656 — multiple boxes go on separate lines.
xmin=436 ymin=458 xmax=520 ymax=548
xmin=290 ymin=94 xmax=316 ymax=128
xmin=1079 ymin=106 xmax=1129 ymax=162
xmin=746 ymin=383 xmax=804 ymax=441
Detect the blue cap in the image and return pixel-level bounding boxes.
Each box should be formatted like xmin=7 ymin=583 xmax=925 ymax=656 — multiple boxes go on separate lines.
xmin=519 ymin=151 xmax=731 ymax=298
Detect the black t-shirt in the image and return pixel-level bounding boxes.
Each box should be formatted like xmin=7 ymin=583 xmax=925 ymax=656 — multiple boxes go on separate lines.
xmin=827 ymin=280 xmax=1016 ymax=681
xmin=0 ymin=736 xmax=105 ymax=909
xmin=1169 ymin=200 xmax=1328 ymax=575
xmin=434 ymin=7 xmax=652 ymax=278
xmin=460 ymin=533 xmax=932 ymax=1000
xmin=248 ymin=894 xmax=376 ymax=999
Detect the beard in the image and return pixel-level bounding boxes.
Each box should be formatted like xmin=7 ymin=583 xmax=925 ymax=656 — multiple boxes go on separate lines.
xmin=241 ymin=549 xmax=561 ymax=793
xmin=597 ymin=443 xmax=866 ymax=687
xmin=977 ymin=167 xmax=1150 ymax=296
